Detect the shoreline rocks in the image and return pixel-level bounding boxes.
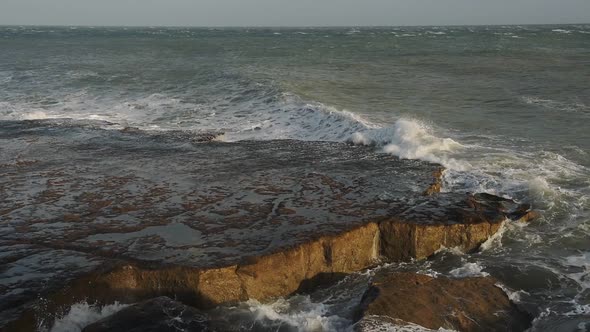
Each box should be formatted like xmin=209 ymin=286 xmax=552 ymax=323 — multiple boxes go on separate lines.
xmin=357 ymin=273 xmax=532 ymax=332
xmin=0 ymin=131 xmax=539 ymax=330
xmin=3 ymin=192 xmax=538 ymax=331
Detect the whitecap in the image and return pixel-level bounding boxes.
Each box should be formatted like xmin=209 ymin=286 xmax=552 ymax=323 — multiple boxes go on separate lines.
xmin=350 ymin=119 xmax=466 ymax=170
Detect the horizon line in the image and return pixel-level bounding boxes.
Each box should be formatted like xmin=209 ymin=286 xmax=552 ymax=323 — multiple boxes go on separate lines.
xmin=1 ymin=22 xmax=588 ymax=29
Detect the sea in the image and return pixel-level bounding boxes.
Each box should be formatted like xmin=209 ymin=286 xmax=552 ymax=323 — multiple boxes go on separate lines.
xmin=0 ymin=25 xmax=589 ymax=331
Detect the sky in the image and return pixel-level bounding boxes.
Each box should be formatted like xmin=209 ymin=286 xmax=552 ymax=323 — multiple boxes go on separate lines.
xmin=1 ymin=0 xmax=589 ymax=27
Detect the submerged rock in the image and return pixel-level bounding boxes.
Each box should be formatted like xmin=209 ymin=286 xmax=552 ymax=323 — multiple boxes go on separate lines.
xmin=357 ymin=273 xmax=532 ymax=332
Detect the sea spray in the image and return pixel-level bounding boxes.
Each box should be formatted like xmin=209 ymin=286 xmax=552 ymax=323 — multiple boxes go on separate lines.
xmin=48 ymin=302 xmax=129 ymax=332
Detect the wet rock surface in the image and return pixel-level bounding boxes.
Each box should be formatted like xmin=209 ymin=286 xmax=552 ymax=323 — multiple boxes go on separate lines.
xmin=0 ymin=120 xmax=537 ymax=330
xmin=358 ymin=273 xmax=533 ymax=332
xmin=82 ymin=297 xmax=209 ymax=332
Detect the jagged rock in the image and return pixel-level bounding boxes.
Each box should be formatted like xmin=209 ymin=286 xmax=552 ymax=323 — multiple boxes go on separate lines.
xmin=1 ymin=191 xmax=538 ymax=331
xmin=379 ymin=192 xmax=526 ymax=261
xmin=357 ymin=273 xmax=532 ymax=332
xmin=82 ymin=297 xmax=209 ymax=332
xmin=423 ymin=167 xmax=444 ymax=195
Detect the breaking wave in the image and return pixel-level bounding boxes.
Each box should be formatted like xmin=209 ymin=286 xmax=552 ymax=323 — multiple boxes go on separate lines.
xmin=47 ymin=302 xmax=128 ymax=332
xmin=0 ymin=90 xmax=464 ymax=170
xmin=3 ymin=88 xmax=588 ymax=219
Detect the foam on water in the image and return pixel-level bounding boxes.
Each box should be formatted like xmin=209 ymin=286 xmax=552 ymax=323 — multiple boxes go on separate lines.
xmin=3 ymin=87 xmax=587 ymax=222
xmin=0 ymin=89 xmax=465 ymax=171
xmin=521 ymin=96 xmax=589 ymax=116
xmin=449 ymin=262 xmax=489 ymax=278
xmin=564 ymin=253 xmax=590 ymax=291
xmin=358 ymin=316 xmax=457 ymax=332
xmin=1 ymin=83 xmax=587 ymax=229
xmin=46 ymin=302 xmax=128 ymax=332
xmin=350 ymin=119 xmax=465 ymax=169
xmin=243 ymin=296 xmax=352 ymax=332
xmin=495 ymin=283 xmax=530 ymax=304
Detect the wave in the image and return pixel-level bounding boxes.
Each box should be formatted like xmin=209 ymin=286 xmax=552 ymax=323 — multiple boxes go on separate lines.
xmin=2 ymin=89 xmax=588 ymax=219
xmin=552 ymin=29 xmax=572 ymax=34
xmin=0 ymin=90 xmax=461 ymax=168
xmin=349 ymin=120 xmax=464 ymax=168
xmin=241 ymin=297 xmax=352 ymax=332
xmin=47 ymin=302 xmax=128 ymax=332
xmin=521 ymin=96 xmax=589 ymax=116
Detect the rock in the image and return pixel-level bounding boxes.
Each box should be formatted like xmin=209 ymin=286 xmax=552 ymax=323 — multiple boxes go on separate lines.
xmin=423 ymin=167 xmax=445 ymax=195
xmin=0 ymin=122 xmax=539 ymax=330
xmin=358 ymin=273 xmax=532 ymax=332
xmin=82 ymin=297 xmax=209 ymax=332
xmin=380 ymin=192 xmax=526 ymax=261
xmin=2 ymin=191 xmax=538 ymax=331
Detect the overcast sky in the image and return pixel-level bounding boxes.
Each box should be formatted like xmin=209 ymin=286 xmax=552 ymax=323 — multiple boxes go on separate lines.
xmin=1 ymin=0 xmax=589 ymax=27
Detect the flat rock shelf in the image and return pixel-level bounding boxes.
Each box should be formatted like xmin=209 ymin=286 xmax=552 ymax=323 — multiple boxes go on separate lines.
xmin=0 ymin=120 xmax=536 ymax=331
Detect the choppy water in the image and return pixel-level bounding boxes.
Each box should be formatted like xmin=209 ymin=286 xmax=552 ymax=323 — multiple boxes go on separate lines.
xmin=1 ymin=25 xmax=589 ymax=331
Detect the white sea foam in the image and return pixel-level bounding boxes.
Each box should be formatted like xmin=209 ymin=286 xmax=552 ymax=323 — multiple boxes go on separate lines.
xmin=2 ymin=89 xmax=588 ymax=219
xmin=564 ymin=304 xmax=590 ymax=316
xmin=350 ymin=119 xmax=465 ymax=170
xmin=479 ymin=223 xmax=507 ymax=252
xmin=358 ymin=316 xmax=457 ymax=332
xmin=449 ymin=262 xmax=489 ymax=278
xmin=47 ymin=301 xmax=128 ymax=332
xmin=564 ymin=252 xmax=590 ymax=290
xmin=495 ymin=283 xmax=529 ymax=303
xmin=0 ymin=86 xmax=463 ymax=173
xmin=434 ymin=246 xmax=465 ymax=256
xmin=522 ymin=96 xmax=589 ymax=115
xmin=244 ymin=296 xmax=352 ymax=332
xmin=552 ymin=29 xmax=572 ymax=34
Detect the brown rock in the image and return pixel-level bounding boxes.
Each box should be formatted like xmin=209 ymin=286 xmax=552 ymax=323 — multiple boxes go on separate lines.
xmin=423 ymin=167 xmax=445 ymax=195
xmin=359 ymin=273 xmax=532 ymax=332
xmin=380 ymin=220 xmax=503 ymax=261
xmin=5 ymin=192 xmax=538 ymax=331
xmin=236 ymin=221 xmax=380 ymax=300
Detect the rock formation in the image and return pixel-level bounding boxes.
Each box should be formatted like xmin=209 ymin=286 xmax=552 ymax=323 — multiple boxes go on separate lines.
xmin=0 ymin=124 xmax=538 ymax=330
xmin=357 ymin=273 xmax=532 ymax=331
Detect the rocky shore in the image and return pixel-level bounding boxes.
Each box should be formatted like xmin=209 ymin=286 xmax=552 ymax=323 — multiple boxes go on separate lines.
xmin=0 ymin=123 xmax=537 ymax=331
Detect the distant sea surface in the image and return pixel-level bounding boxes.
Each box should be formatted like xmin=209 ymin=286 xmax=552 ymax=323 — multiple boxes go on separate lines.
xmin=1 ymin=25 xmax=589 ymax=331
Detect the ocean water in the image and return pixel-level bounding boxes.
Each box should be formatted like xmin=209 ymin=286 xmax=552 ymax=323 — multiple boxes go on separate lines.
xmin=0 ymin=25 xmax=589 ymax=331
